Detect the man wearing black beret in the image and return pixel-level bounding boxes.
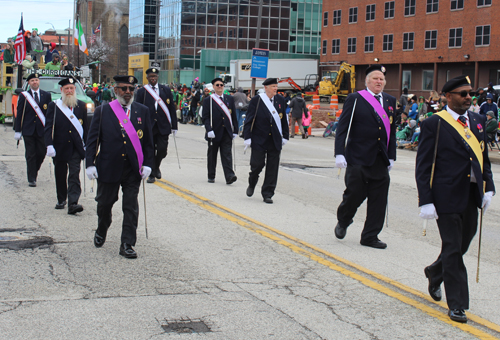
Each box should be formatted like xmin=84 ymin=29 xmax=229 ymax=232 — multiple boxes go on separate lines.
xmin=334 ymin=65 xmax=397 ymax=249
xmin=416 ymin=75 xmax=494 ymax=323
xmin=135 ymin=68 xmax=178 ymax=183
xmin=243 ymin=78 xmax=289 ymax=204
xmin=85 ymin=75 xmax=154 ymax=258
xmin=14 ymin=73 xmax=51 ymax=187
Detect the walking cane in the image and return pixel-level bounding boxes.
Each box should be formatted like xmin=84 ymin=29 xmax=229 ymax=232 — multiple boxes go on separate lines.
xmin=476 ymin=208 xmax=483 ymax=283
xmin=173 ymin=133 xmax=181 ymax=169
xmin=142 ymin=179 xmax=149 ymax=239
xmin=233 ymin=138 xmax=236 ymax=172
xmin=423 ymin=119 xmax=441 ymax=236
xmin=337 ymin=99 xmax=357 ymax=180
xmin=83 ymin=160 xmax=86 ymax=197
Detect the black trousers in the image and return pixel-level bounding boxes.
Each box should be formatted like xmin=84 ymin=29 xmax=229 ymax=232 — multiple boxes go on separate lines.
xmin=248 ymin=143 xmax=281 ymax=199
xmin=152 ymin=125 xmax=169 ymax=174
xmin=53 ymin=151 xmax=82 ymax=205
xmin=207 ymin=132 xmax=234 ymax=181
xmin=337 ymin=156 xmax=390 ymax=243
xmin=95 ymin=160 xmax=141 ymax=246
xmin=23 ymin=134 xmax=45 ymax=182
xmin=426 ymin=184 xmax=479 ymax=310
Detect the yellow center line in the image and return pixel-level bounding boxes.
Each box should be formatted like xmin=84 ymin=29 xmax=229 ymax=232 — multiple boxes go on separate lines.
xmin=155 ymin=179 xmax=500 ymax=339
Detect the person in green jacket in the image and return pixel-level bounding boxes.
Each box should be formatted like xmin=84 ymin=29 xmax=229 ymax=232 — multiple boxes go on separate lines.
xmin=44 ymin=52 xmax=61 ymax=75
xmin=101 ymin=85 xmax=112 ymax=105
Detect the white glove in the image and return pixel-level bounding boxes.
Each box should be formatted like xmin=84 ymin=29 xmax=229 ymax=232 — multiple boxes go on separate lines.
xmin=388 ymin=159 xmax=394 ymax=172
xmin=335 ymin=154 xmax=347 ymax=168
xmin=419 ymin=203 xmax=438 ymax=219
xmin=233 ymin=134 xmax=238 ymax=140
xmin=14 ymin=132 xmax=22 ymax=140
xmin=207 ymin=130 xmax=215 ymax=139
xmin=86 ymin=166 xmax=98 ymax=180
xmin=282 ymin=138 xmax=288 ymax=146
xmin=172 ymin=129 xmax=178 ymax=136
xmin=244 ymin=138 xmax=251 ymax=152
xmin=141 ymin=166 xmax=152 ymax=180
xmin=46 ymin=145 xmax=56 ymax=157
xmin=482 ymin=191 xmax=494 ymax=214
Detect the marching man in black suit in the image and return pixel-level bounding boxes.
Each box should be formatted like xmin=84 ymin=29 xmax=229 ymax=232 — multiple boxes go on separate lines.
xmin=201 ymin=77 xmax=238 ymax=184
xmin=334 ymin=65 xmax=397 ymax=249
xmin=45 ymin=77 xmax=88 ymax=214
xmin=135 ymin=68 xmax=177 ymax=183
xmin=14 ymin=73 xmax=51 ymax=187
xmin=416 ymin=75 xmax=494 ymax=323
xmin=85 ymin=75 xmax=154 ymax=259
xmin=243 ymin=78 xmax=289 ymax=204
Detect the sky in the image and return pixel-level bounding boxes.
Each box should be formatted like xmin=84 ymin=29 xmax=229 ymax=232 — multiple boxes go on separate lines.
xmin=0 ymin=0 xmax=75 ymax=42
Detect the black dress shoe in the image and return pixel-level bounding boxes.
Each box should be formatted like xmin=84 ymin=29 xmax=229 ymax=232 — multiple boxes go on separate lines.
xmin=360 ymin=239 xmax=387 ymax=249
xmin=55 ymin=201 xmax=67 ymax=209
xmin=94 ymin=232 xmax=106 ymax=248
xmin=147 ymin=176 xmax=156 ymax=183
xmin=334 ymin=223 xmax=346 ymax=239
xmin=448 ymin=309 xmax=467 ymax=323
xmin=208 ymin=178 xmax=215 ymax=183
xmin=263 ymin=197 xmax=273 ymax=204
xmin=28 ymin=181 xmax=36 ymax=187
xmin=156 ymin=169 xmax=162 ymax=179
xmin=67 ymin=204 xmax=84 ymax=215
xmin=226 ymin=176 xmax=237 ymax=185
xmin=424 ymin=267 xmax=442 ymax=301
xmin=119 ymin=243 xmax=137 ymax=258
xmin=246 ymin=186 xmax=255 ymax=197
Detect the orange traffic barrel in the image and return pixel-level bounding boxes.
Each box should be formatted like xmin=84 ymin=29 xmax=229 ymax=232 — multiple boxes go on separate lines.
xmin=312 ymin=95 xmax=320 ymax=108
xmin=336 ymin=109 xmax=342 ymax=117
xmin=330 ymin=95 xmax=338 ymax=110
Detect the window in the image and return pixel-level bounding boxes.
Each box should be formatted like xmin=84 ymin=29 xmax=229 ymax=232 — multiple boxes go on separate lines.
xmin=332 ymin=39 xmax=340 ymax=54
xmin=477 ymin=0 xmax=492 ymax=6
xmin=385 ymin=1 xmax=395 ymax=18
xmin=383 ymin=34 xmax=393 ymax=51
xmin=402 ymin=70 xmax=411 ymax=90
xmin=426 ymin=0 xmax=439 ymax=13
xmin=349 ymin=7 xmax=358 ymax=23
xmin=322 ymin=40 xmax=327 ymax=54
xmin=333 ymin=10 xmax=342 ymax=25
xmin=449 ymin=28 xmax=462 ymax=48
xmin=451 ymin=0 xmax=464 ymax=10
xmin=366 ymin=4 xmax=376 ymax=21
xmin=405 ymin=0 xmax=416 ymax=16
xmin=423 ymin=70 xmax=434 ymax=90
xmin=347 ymin=37 xmax=357 ymax=53
xmin=364 ymin=35 xmax=374 ymax=52
xmin=476 ymin=25 xmax=491 ymax=46
xmin=323 ymin=11 xmax=328 ymax=26
xmin=403 ymin=32 xmax=414 ymax=50
xmin=425 ymin=30 xmax=438 ymax=49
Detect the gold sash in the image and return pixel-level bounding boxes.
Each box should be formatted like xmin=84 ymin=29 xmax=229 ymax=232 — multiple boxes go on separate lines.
xmin=435 ymin=110 xmax=483 ymax=172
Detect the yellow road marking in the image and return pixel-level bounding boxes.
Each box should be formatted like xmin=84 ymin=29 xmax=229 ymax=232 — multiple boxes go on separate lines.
xmin=155 ymin=179 xmax=500 ymax=339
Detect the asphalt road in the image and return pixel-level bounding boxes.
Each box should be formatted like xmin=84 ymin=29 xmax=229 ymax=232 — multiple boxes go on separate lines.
xmin=0 ymin=122 xmax=499 ymax=339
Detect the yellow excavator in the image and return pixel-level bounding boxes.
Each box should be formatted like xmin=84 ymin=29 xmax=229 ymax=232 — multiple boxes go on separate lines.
xmin=318 ymin=62 xmax=355 ymax=98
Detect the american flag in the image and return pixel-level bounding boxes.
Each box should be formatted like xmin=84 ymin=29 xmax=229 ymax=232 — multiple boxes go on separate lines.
xmin=14 ymin=15 xmax=25 ymax=64
xmin=94 ymin=24 xmax=101 ymax=34
xmin=90 ymin=32 xmax=96 ymax=44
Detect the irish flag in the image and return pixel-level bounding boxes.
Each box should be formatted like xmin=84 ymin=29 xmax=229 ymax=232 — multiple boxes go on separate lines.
xmin=73 ymin=18 xmax=88 ymax=55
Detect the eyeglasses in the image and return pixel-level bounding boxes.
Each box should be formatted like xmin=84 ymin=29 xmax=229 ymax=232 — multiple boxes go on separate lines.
xmin=214 ymin=84 xmax=224 ymax=87
xmin=117 ymin=86 xmax=135 ymax=92
xmin=448 ymin=90 xmax=474 ymax=98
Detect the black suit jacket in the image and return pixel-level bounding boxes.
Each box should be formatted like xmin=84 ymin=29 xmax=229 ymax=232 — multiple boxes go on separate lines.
xmin=415 ymin=111 xmax=495 ymax=214
xmin=243 ymin=94 xmax=289 ymax=151
xmin=15 ymin=89 xmax=51 ymax=137
xmin=44 ymin=100 xmax=88 ymax=161
xmin=335 ymin=91 xmax=397 ymax=166
xmin=85 ymin=101 xmax=154 ymax=183
xmin=135 ymin=84 xmax=178 ymax=135
xmin=202 ymin=94 xmax=238 ymax=142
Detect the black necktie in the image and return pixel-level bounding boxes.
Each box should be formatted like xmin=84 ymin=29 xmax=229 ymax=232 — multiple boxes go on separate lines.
xmin=374 ymin=94 xmax=381 ymax=102
xmin=34 ymin=91 xmax=40 ymax=105
xmin=458 ymin=115 xmax=467 ymax=127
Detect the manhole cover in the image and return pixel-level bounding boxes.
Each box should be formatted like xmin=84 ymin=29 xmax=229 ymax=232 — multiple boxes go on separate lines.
xmin=162 ymin=318 xmax=211 ymax=334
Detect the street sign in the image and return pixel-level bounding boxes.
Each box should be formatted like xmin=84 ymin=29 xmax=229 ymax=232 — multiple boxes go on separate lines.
xmin=81 ymin=66 xmax=90 ymax=78
xmin=250 ymin=48 xmax=269 ymax=79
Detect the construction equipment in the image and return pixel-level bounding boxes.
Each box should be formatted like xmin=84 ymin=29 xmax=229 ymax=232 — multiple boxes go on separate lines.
xmin=318 ymin=62 xmax=356 ymax=98
xmin=277 ymin=77 xmax=302 ymax=92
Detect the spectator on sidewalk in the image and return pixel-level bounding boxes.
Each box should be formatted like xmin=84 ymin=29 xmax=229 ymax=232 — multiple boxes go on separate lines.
xmin=485 ymin=111 xmax=498 ymax=144
xmin=399 ymin=88 xmax=409 ymax=111
xmin=289 ymin=92 xmax=309 ymax=139
xmin=469 ymin=96 xmax=480 ymax=113
xmin=408 ymin=96 xmax=418 ymax=120
xmin=232 ymin=87 xmax=249 ymax=131
xmin=479 ymin=93 xmax=498 ymax=120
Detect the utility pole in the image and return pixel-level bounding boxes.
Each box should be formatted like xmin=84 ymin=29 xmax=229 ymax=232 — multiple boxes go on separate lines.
xmin=98 ymin=20 xmax=101 ymax=83
xmin=251 ymin=0 xmax=264 ymax=97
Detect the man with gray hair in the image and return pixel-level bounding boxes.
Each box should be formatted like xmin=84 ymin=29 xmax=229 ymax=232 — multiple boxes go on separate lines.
xmin=334 ymin=65 xmax=397 ymax=249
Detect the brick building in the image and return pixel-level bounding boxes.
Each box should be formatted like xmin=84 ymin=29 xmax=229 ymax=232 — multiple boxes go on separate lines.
xmin=321 ymin=0 xmax=498 ymax=98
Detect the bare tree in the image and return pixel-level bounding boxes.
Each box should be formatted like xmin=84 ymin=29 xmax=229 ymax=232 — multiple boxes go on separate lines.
xmin=87 ymin=37 xmax=114 ymax=65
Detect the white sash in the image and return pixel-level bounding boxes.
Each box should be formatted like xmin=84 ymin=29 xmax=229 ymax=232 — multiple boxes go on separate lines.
xmin=144 ymin=84 xmax=172 ymax=124
xmin=259 ymin=93 xmax=282 ymax=136
xmin=22 ymin=91 xmax=45 ymax=126
xmin=55 ymin=99 xmax=84 ymax=142
xmin=211 ymin=94 xmax=233 ymax=127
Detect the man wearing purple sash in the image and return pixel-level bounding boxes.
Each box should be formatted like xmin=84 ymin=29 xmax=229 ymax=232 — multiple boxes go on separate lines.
xmin=85 ymin=75 xmax=154 ymax=259
xmin=334 ymin=65 xmax=397 ymax=249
